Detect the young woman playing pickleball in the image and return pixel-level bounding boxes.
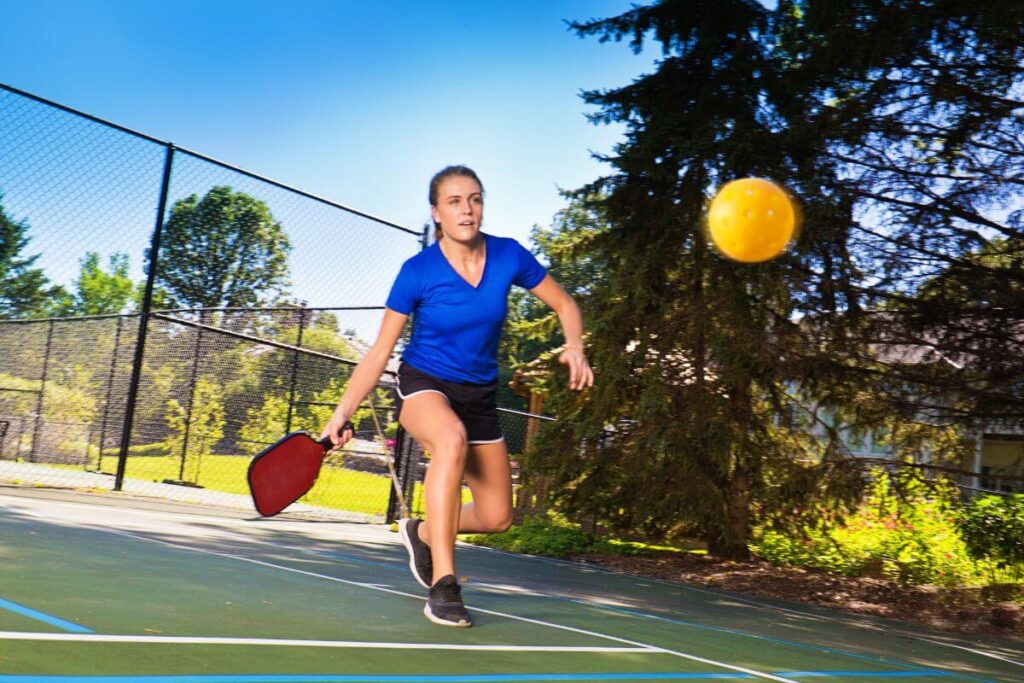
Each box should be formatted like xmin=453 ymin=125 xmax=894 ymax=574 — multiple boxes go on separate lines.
xmin=320 ymin=165 xmax=593 ymax=627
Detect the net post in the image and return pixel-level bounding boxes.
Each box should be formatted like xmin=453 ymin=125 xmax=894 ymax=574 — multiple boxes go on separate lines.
xmin=401 ymin=433 xmax=420 ymax=517
xmin=386 ymin=424 xmax=408 ymax=523
xmin=114 ymin=144 xmax=175 ymax=491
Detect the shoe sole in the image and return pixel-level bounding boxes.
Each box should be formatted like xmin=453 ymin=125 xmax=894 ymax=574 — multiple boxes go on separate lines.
xmin=423 ymin=602 xmax=472 ymax=628
xmin=398 ymin=518 xmax=431 ymax=589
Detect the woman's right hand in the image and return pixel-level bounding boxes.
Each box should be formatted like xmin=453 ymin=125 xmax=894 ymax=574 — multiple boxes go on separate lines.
xmin=320 ymin=417 xmax=355 ymax=452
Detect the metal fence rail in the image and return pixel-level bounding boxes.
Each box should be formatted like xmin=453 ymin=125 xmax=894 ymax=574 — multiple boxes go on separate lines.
xmin=0 ymin=309 xmax=556 ymax=521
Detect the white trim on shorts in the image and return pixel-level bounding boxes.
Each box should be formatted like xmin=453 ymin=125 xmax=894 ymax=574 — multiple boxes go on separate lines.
xmin=467 ymin=436 xmax=506 ymax=445
xmin=396 ymin=387 xmax=450 ymax=404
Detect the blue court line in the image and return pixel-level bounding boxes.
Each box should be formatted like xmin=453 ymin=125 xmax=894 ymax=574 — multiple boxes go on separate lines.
xmin=0 ymin=672 xmax=957 ymax=682
xmin=0 ymin=598 xmax=93 ymax=633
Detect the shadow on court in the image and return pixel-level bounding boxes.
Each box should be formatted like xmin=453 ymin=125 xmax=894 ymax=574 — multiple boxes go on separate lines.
xmin=0 ymin=486 xmax=1020 ymax=683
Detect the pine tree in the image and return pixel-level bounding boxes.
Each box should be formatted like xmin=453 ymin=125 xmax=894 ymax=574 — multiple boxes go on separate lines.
xmin=532 ymin=0 xmax=830 ymax=556
xmin=777 ymin=0 xmax=1024 ymax=429
xmin=530 ymin=0 xmax=1023 ymax=556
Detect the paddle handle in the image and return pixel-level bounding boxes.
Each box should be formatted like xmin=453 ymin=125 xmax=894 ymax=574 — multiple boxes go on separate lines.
xmin=319 ymin=421 xmax=354 ymax=450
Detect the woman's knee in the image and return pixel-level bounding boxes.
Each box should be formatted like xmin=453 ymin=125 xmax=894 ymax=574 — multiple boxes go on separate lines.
xmin=478 ymin=508 xmax=513 ymax=533
xmin=426 ymin=423 xmax=469 ymax=468
xmin=436 ymin=422 xmax=468 ymax=453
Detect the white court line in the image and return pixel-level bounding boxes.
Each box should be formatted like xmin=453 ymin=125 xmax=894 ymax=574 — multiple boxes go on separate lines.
xmin=913 ymin=637 xmax=1024 ymax=668
xmin=7 ymin=503 xmax=801 ymax=683
xmin=0 ymin=632 xmax=651 ymax=653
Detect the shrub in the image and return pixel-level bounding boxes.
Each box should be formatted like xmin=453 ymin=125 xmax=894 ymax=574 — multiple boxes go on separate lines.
xmin=754 ymin=470 xmax=1007 ymax=587
xmin=958 ymin=494 xmax=1024 ymax=581
xmin=165 ymin=377 xmax=225 ymax=483
xmin=238 ymin=393 xmax=290 ymax=456
xmin=0 ymin=372 xmax=98 ymax=462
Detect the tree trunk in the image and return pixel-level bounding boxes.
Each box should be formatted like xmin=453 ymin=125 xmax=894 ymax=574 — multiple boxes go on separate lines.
xmin=707 ymin=466 xmax=751 ymax=559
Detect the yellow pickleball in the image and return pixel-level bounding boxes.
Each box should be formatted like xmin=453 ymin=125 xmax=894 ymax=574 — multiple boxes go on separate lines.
xmin=707 ymin=178 xmax=796 ymax=263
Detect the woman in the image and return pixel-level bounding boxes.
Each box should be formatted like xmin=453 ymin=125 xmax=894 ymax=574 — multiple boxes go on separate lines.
xmin=321 ymin=165 xmax=593 ymax=627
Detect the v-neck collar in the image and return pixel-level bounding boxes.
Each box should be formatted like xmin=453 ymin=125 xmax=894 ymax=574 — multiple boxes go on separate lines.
xmin=438 ymin=233 xmax=488 ymax=290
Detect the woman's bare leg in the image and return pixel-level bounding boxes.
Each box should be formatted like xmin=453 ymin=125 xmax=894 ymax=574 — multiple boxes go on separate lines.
xmin=414 ymin=440 xmax=513 ymax=540
xmin=459 ymin=440 xmax=513 ymax=534
xmin=398 ymin=392 xmax=466 ymax=583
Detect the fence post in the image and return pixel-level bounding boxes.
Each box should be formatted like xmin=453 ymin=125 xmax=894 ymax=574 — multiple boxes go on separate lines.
xmin=28 ymin=320 xmax=55 ymax=462
xmin=176 ymin=309 xmax=206 ymax=483
xmin=15 ymin=417 xmax=24 ymax=459
xmin=284 ymin=304 xmax=308 ymax=434
xmin=95 ymin=315 xmax=124 ymax=472
xmin=115 ymin=144 xmax=175 ymax=491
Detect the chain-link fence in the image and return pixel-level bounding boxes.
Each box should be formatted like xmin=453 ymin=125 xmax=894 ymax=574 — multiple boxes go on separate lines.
xmin=0 ymin=83 xmax=429 ymax=520
xmin=0 ymin=83 xmax=554 ymax=522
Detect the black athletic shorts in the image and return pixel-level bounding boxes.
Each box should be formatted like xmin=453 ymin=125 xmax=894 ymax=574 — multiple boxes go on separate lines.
xmin=394 ymin=362 xmax=503 ymax=444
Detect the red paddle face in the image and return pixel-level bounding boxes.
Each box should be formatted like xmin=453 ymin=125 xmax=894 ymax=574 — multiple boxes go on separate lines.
xmin=248 ymin=432 xmax=328 ymax=517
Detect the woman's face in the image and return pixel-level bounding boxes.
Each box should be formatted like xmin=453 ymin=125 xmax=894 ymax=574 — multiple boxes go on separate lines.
xmin=432 ymin=175 xmax=484 ymax=243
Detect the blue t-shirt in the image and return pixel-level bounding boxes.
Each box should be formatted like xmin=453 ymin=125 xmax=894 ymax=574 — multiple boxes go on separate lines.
xmin=385 ymin=233 xmax=547 ymax=384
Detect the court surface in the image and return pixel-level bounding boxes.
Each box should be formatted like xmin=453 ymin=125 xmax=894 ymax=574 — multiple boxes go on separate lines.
xmin=0 ymin=486 xmax=1020 ymax=683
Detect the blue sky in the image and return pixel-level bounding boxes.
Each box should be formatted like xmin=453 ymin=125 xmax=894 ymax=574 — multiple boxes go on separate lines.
xmin=3 ymin=0 xmax=654 ymax=250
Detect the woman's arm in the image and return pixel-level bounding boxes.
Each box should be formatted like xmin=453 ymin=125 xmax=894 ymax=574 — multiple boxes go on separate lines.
xmin=528 ymin=274 xmax=594 ymax=391
xmin=320 ymin=308 xmax=408 ymax=449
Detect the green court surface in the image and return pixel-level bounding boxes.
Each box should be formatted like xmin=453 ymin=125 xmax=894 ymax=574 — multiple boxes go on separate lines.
xmin=0 ymin=487 xmax=1020 ymax=683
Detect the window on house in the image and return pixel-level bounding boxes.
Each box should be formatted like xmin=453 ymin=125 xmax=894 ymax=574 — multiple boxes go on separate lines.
xmin=870 ymin=427 xmax=891 ymax=455
xmin=845 ymin=428 xmax=868 ymax=454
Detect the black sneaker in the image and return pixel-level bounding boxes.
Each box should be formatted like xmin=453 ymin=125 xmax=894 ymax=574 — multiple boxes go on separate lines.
xmin=424 ymin=574 xmax=472 ymax=627
xmin=398 ymin=517 xmax=433 ymax=589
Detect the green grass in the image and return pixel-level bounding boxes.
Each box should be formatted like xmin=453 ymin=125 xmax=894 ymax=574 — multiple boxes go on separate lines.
xmin=39 ymin=452 xmax=405 ymax=517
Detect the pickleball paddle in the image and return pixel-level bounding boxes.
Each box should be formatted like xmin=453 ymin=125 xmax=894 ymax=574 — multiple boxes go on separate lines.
xmin=247 ymin=421 xmax=353 ymax=517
